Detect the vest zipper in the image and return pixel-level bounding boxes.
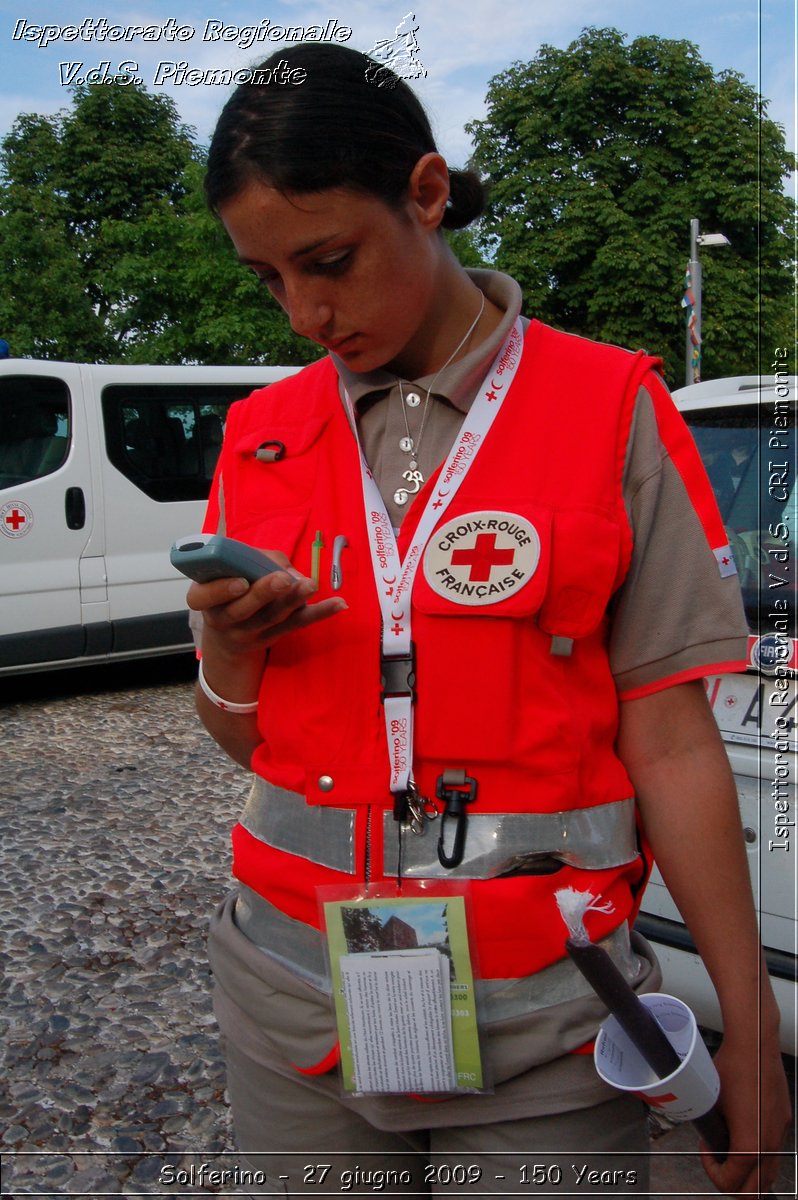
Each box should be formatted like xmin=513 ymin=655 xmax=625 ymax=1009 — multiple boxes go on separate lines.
xmin=364 ymin=805 xmax=372 ymax=883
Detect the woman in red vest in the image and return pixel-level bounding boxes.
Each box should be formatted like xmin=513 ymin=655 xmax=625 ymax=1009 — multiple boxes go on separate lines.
xmin=188 ymin=41 xmax=789 ymax=1197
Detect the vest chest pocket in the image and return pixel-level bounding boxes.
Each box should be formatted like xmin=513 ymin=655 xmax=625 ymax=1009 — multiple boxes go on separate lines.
xmin=413 ymin=505 xmax=622 ymax=632
xmin=410 ymin=505 xmax=622 ymax=767
xmin=537 ymin=509 xmax=623 ymax=640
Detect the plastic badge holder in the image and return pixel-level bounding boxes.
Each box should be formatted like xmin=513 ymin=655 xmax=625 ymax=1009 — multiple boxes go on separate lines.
xmin=594 ymin=992 xmax=720 ymax=1122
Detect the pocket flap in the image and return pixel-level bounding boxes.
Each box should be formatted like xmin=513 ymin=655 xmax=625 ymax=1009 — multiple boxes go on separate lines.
xmin=232 ymin=413 xmax=331 ymax=461
xmin=538 ymin=510 xmax=621 ymax=638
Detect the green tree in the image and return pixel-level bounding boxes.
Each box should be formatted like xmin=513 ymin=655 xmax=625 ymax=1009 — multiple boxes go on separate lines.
xmin=341 ymin=906 xmax=385 ymax=952
xmin=467 ymin=28 xmax=796 ymax=381
xmin=0 ymin=112 xmax=102 ymax=358
xmin=445 ymin=226 xmax=492 ymax=270
xmin=0 ymin=82 xmax=319 ymax=365
xmin=96 ymin=157 xmax=321 ymax=366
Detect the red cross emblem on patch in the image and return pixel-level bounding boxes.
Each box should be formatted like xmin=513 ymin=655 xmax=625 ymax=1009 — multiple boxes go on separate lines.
xmin=423 ymin=511 xmax=540 ymax=607
xmin=451 ymin=533 xmax=516 ymax=581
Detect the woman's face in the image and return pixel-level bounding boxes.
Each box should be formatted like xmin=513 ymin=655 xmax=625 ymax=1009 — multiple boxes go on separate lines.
xmin=218 ymin=179 xmax=449 ymax=376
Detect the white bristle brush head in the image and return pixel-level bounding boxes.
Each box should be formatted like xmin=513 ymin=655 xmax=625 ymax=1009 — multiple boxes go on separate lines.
xmin=554 ymin=887 xmax=615 ymax=944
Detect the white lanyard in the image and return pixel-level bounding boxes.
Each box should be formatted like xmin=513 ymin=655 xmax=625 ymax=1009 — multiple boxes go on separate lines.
xmin=344 ymin=319 xmax=525 ymax=800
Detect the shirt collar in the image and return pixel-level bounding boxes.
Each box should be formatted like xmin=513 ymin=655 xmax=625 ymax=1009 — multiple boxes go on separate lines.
xmin=333 ymin=269 xmax=524 ymax=414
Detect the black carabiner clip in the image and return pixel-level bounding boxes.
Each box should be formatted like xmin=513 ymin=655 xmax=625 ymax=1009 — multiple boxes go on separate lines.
xmin=436 ymin=770 xmax=478 ymax=869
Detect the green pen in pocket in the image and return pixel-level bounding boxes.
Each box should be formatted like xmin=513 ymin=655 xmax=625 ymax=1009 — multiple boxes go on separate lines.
xmin=311 ymin=530 xmax=324 ymax=586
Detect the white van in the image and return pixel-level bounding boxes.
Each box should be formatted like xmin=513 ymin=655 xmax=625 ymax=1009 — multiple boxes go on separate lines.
xmin=0 ymin=359 xmax=297 ymax=675
xmin=636 ymin=374 xmax=797 ymax=1054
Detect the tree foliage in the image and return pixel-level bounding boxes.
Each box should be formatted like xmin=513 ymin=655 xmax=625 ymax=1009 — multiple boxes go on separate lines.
xmin=0 ymin=82 xmax=320 ymax=365
xmin=340 ymin=906 xmax=385 ymax=952
xmin=467 ymin=28 xmax=796 ymax=381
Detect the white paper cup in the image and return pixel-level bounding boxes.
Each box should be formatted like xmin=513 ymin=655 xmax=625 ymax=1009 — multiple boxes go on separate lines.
xmin=593 ymin=992 xmax=720 ymax=1122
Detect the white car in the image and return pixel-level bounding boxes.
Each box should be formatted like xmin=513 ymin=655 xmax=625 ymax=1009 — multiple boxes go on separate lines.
xmin=636 ymin=374 xmax=796 ymax=1054
xmin=0 ymin=359 xmax=298 ymax=675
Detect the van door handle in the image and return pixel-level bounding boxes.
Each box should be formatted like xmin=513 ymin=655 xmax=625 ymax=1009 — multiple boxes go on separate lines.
xmin=65 ymin=487 xmax=86 ymax=530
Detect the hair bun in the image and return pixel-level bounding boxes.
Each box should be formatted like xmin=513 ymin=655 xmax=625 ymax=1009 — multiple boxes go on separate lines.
xmin=443 ymin=169 xmax=487 ymax=230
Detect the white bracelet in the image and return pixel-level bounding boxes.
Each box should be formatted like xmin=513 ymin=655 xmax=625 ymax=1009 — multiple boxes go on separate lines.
xmin=198 ymin=659 xmax=259 ymax=714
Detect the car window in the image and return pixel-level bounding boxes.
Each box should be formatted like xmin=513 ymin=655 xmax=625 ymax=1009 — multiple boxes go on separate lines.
xmin=0 ymin=375 xmax=70 ymax=490
xmin=101 ymin=384 xmax=260 ymax=502
xmin=686 ymin=403 xmax=797 ymax=634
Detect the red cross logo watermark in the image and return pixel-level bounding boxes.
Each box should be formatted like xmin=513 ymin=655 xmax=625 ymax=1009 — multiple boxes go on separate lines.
xmin=1 ymin=501 xmax=33 ymax=538
xmin=423 ymin=510 xmax=540 ymax=607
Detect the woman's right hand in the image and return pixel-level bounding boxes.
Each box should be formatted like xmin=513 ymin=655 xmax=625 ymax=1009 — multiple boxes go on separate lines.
xmin=187 ymin=550 xmax=347 ymax=659
xmin=187 ymin=552 xmax=347 ymax=769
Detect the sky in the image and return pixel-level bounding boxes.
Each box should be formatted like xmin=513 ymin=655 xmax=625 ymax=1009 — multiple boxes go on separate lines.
xmin=0 ymin=0 xmax=794 ymax=174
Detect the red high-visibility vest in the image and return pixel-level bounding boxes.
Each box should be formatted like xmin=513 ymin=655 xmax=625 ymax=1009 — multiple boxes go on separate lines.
xmin=208 ymin=321 xmax=663 ymax=980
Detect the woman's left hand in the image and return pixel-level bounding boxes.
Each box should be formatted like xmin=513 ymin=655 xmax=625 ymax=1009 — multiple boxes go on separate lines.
xmin=618 ymin=681 xmax=792 ymax=1196
xmin=699 ymin=1027 xmax=791 ymax=1197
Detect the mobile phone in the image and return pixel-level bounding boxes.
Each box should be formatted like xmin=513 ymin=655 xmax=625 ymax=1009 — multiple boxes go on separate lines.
xmin=170 ymin=534 xmax=285 ymax=584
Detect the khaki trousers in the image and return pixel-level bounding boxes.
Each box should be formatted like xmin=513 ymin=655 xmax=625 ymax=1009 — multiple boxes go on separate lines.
xmin=224 ymin=1040 xmax=651 ymax=1198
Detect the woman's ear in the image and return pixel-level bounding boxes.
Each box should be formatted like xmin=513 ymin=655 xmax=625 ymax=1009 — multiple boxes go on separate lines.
xmin=406 ymin=152 xmax=450 ymax=231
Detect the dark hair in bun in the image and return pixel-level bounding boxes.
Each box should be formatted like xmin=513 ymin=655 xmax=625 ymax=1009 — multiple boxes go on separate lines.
xmin=205 ymin=42 xmax=486 ymax=228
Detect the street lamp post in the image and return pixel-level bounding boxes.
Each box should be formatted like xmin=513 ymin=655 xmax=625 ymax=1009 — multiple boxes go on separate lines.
xmin=684 ymin=218 xmax=731 ymax=386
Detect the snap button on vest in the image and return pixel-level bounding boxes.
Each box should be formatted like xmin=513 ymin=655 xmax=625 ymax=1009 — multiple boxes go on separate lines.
xmin=318 ymin=775 xmax=335 ymax=792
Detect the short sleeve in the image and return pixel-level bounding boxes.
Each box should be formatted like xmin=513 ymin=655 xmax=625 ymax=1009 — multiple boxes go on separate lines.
xmin=609 ymin=374 xmax=749 ymax=700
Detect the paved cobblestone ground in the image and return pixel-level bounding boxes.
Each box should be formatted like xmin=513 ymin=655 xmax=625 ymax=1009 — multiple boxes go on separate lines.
xmin=0 ymin=656 xmax=794 ymax=1197
xmin=1 ymin=656 xmax=247 ymax=1196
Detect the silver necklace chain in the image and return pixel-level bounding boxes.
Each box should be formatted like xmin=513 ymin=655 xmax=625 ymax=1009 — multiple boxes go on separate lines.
xmin=395 ymin=291 xmax=486 ymax=507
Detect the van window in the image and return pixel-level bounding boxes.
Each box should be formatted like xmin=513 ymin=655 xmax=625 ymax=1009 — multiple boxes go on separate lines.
xmin=0 ymin=375 xmax=70 ymax=489
xmin=102 ymin=384 xmax=258 ymax=502
xmin=685 ymin=402 xmax=797 ymax=631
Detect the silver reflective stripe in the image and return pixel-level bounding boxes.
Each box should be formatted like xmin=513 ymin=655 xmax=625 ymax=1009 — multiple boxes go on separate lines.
xmin=475 ymin=923 xmax=642 ymax=1020
xmin=235 ymin=884 xmax=331 ymax=992
xmin=242 ymin=779 xmax=637 ymax=877
xmin=384 ymin=798 xmax=638 ymax=878
xmin=241 ymin=778 xmax=356 ymax=874
xmin=234 ymin=884 xmax=644 ymax=1020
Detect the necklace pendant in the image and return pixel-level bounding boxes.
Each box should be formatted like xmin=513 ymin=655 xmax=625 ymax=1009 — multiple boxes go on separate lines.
xmin=404 ymin=391 xmax=422 ymax=408
xmin=408 ymin=458 xmax=418 ymax=471
xmin=399 ymin=436 xmax=414 ymax=453
xmin=394 ymin=469 xmax=424 ymax=508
